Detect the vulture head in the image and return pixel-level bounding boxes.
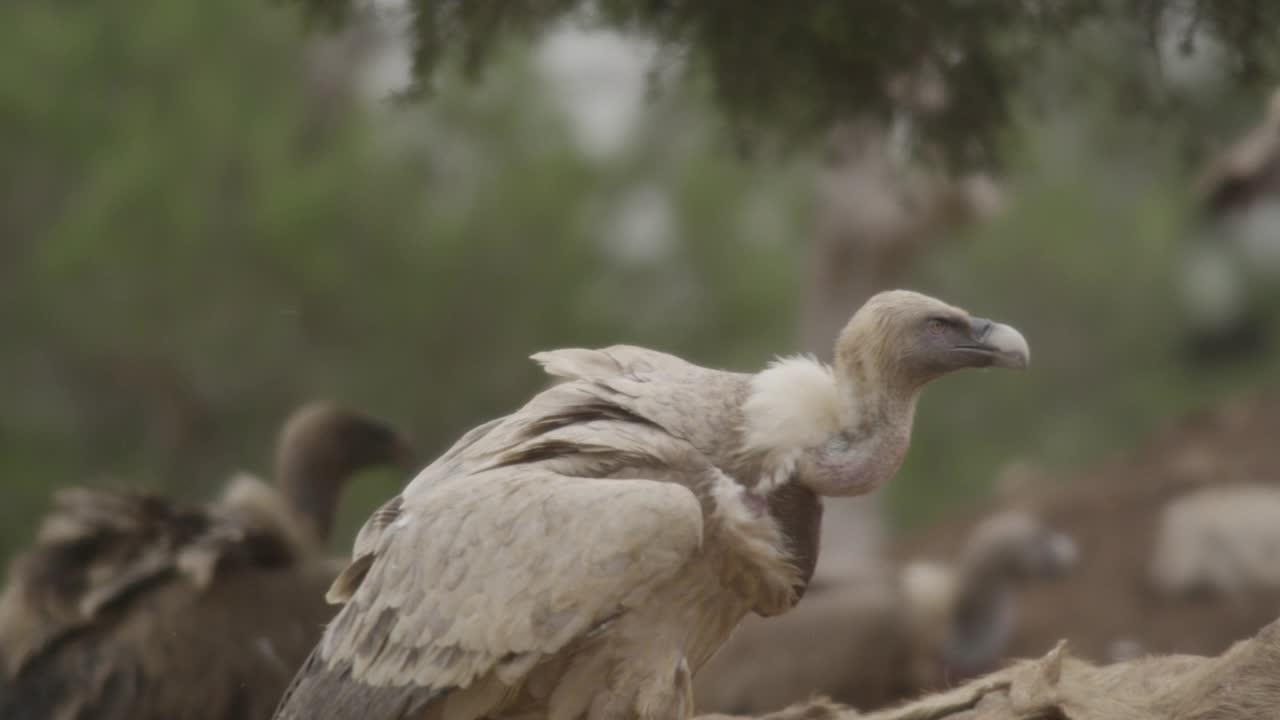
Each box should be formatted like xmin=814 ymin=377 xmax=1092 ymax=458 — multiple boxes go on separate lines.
xmin=747 ymin=288 xmax=1024 ymax=497
xmin=749 ymin=290 xmax=1028 ymax=498
xmin=835 ymin=289 xmax=1030 ymax=392
xmin=956 ymin=510 xmax=1078 ymax=585
xmin=273 ymin=402 xmax=416 ymax=542
xmin=901 ymin=511 xmax=1077 ymax=683
xmin=946 ymin=512 xmax=1076 ymax=671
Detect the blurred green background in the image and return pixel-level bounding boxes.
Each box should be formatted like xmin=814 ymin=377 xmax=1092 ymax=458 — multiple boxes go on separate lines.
xmin=4 ymin=0 xmax=1280 ymax=562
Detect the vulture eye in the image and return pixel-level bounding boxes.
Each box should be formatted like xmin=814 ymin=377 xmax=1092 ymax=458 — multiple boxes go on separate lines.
xmin=926 ymin=318 xmax=946 ymax=336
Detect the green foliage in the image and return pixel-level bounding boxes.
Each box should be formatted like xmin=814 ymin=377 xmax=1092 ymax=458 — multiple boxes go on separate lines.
xmin=889 ymin=118 xmax=1191 ymax=524
xmin=0 ymin=0 xmax=812 ymax=562
xmin=883 ymin=22 xmax=1280 ymax=528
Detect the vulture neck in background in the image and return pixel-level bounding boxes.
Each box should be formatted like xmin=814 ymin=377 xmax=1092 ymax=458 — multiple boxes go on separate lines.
xmin=946 ymin=556 xmax=1017 ymax=672
xmin=275 ymin=456 xmax=342 ymax=545
xmin=949 ymin=543 xmax=1022 ymax=649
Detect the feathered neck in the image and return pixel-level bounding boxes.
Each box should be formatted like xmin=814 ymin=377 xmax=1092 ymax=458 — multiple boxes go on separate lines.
xmin=274 ymin=450 xmax=344 ymax=544
xmin=741 ymin=356 xmax=844 ymax=460
xmin=741 ymin=353 xmax=921 ymax=495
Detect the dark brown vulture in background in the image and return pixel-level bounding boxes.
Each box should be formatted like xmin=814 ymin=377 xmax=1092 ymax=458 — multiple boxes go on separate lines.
xmin=272 ymin=290 xmax=1030 ymax=720
xmin=0 ymin=402 xmax=415 ymax=720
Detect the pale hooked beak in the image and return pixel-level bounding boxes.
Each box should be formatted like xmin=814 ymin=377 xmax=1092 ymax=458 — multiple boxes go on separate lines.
xmin=962 ymin=317 xmax=1031 ymax=369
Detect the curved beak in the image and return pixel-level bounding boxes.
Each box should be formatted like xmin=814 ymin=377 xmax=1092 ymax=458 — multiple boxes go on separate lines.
xmin=960 ymin=317 xmax=1031 ymax=370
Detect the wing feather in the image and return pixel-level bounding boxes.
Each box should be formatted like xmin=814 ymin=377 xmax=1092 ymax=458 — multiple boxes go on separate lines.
xmin=0 ymin=487 xmax=241 ymax=675
xmin=313 ymin=432 xmax=708 ymax=700
xmin=530 ymin=345 xmax=691 ymax=382
xmin=531 ymin=346 xmax=748 ymax=457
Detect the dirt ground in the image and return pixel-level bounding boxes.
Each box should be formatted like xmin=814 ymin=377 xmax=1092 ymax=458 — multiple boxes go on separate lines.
xmin=891 ymin=389 xmax=1280 ymax=669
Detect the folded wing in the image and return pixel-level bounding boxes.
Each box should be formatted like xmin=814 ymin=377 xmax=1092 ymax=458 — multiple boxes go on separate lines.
xmin=277 ymin=408 xmax=712 ymax=720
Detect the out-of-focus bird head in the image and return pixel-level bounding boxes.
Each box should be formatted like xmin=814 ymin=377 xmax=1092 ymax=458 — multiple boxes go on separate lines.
xmin=277 ymin=402 xmax=417 ymax=476
xmin=274 ymin=402 xmax=417 ymax=541
xmin=963 ymin=510 xmax=1079 ymax=582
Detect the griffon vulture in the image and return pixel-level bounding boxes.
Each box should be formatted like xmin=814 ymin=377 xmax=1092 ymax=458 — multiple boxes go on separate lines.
xmin=273 ymin=290 xmax=1030 ymax=720
xmin=692 ymin=510 xmax=1075 ymax=714
xmin=0 ymin=402 xmax=414 ymax=720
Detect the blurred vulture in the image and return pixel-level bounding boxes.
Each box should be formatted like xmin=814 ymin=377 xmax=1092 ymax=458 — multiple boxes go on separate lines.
xmin=0 ymin=402 xmax=414 ymax=720
xmin=1181 ymin=88 xmax=1280 ymax=367
xmin=895 ymin=395 xmax=1280 ymax=667
xmin=692 ymin=510 xmax=1076 ymax=715
xmin=273 ymin=289 xmax=1030 ymax=720
xmin=1198 ymin=89 xmax=1280 ymax=218
xmin=1148 ymin=482 xmax=1280 ymax=598
xmin=697 ymin=614 xmax=1280 ymax=720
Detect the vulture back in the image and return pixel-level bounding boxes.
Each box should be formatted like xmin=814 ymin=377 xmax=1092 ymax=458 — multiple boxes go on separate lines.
xmin=0 ymin=482 xmax=338 ymax=720
xmin=0 ymin=404 xmax=413 ymax=720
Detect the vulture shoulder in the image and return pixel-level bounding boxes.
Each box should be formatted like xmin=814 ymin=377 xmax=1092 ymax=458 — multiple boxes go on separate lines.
xmin=533 ymin=346 xmax=823 ymax=593
xmin=343 ymin=416 xmax=503 ymax=566
xmin=530 ymin=345 xmax=751 ymax=459
xmin=281 ymin=388 xmax=727 ymax=719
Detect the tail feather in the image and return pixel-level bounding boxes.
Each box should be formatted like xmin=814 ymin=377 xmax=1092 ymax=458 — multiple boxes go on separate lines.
xmin=272 ymin=647 xmax=445 ymax=720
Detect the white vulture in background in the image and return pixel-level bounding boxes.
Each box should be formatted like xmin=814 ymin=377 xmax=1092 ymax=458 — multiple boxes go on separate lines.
xmin=1148 ymin=482 xmax=1280 ymax=598
xmin=272 ymin=290 xmax=1031 ymax=720
xmin=0 ymin=402 xmax=415 ymax=720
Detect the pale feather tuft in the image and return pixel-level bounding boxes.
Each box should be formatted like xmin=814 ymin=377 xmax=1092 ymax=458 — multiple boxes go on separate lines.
xmin=530 ymin=348 xmax=624 ymax=382
xmin=708 ymin=472 xmax=801 ymax=615
xmin=900 ymin=560 xmax=958 ymax=634
xmin=218 ymin=472 xmax=319 ymax=558
xmin=742 ymin=356 xmax=843 ymax=491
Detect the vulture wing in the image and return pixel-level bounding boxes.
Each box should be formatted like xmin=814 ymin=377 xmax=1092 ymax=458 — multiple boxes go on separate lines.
xmin=0 ymin=486 xmax=245 ymax=676
xmin=277 ymin=407 xmax=713 ymax=720
xmin=347 ymin=416 xmax=504 ymax=563
xmin=0 ymin=478 xmax=327 ymax=720
xmin=346 ymin=349 xmax=730 ymax=572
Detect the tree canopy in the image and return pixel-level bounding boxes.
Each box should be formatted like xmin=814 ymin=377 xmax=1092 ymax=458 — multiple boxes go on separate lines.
xmin=291 ymin=0 xmax=1280 ymax=163
xmin=7 ymin=0 xmax=1280 ymax=565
